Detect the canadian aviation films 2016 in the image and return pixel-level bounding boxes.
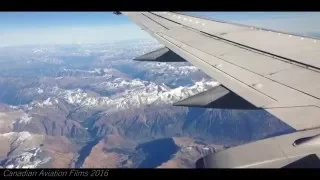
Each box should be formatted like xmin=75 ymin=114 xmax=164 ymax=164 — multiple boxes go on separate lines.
xmin=3 ymin=169 xmax=90 ymax=177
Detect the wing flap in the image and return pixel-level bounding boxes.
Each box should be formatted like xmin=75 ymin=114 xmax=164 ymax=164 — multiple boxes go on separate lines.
xmin=173 ymin=84 xmax=257 ymax=109
xmin=266 ymin=67 xmax=320 ymax=100
xmin=134 ymin=47 xmax=186 ymax=62
xmin=268 ymin=106 xmax=320 ymax=130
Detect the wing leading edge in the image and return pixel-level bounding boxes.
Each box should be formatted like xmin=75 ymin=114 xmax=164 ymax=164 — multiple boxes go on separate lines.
xmin=122 ymin=12 xmax=320 ymax=132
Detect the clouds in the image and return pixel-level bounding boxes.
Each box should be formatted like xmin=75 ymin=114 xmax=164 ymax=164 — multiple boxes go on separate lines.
xmin=0 ymin=24 xmax=152 ymax=47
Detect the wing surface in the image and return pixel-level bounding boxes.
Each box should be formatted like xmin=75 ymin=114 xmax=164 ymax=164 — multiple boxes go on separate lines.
xmin=122 ymin=12 xmax=320 ymax=131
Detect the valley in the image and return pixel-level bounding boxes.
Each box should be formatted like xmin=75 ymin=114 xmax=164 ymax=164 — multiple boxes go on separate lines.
xmin=0 ymin=40 xmax=294 ymax=168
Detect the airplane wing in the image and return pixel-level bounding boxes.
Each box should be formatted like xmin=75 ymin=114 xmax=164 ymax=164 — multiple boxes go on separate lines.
xmin=122 ymin=11 xmax=320 ymax=132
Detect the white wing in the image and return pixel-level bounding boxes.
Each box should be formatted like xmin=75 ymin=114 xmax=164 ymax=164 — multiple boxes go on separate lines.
xmin=123 ymin=11 xmax=320 ymax=131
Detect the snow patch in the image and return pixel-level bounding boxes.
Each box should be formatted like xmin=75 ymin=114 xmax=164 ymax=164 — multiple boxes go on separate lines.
xmin=17 ymin=113 xmax=32 ymax=124
xmin=2 ymin=132 xmax=15 ymax=137
xmin=16 ymin=132 xmax=32 ymax=142
xmin=37 ymin=88 xmax=44 ymax=94
xmin=9 ymin=105 xmax=19 ymax=110
xmin=43 ymin=98 xmax=53 ymax=106
xmin=2 ymin=147 xmax=51 ymax=168
xmin=6 ymin=164 xmax=14 ymax=169
xmin=203 ymin=147 xmax=210 ymax=151
xmin=142 ymin=62 xmax=199 ymax=76
xmin=2 ymin=131 xmax=32 ymax=142
xmin=29 ymin=97 xmax=57 ymax=108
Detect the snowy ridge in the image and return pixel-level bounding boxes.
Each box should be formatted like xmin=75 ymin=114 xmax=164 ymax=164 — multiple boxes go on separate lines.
xmin=0 ymin=131 xmax=51 ymax=169
xmin=31 ymin=47 xmax=60 ymax=55
xmin=91 ymin=78 xmax=150 ymax=92
xmin=1 ymin=40 xmax=217 ymax=112
xmin=27 ymin=56 xmax=64 ymax=65
xmin=27 ymin=79 xmax=219 ymax=112
xmin=15 ymin=113 xmax=32 ymax=124
xmin=61 ymin=68 xmax=105 ymax=74
xmin=9 ymin=105 xmax=20 ymax=110
xmin=142 ymin=62 xmax=199 ymax=76
xmin=2 ymin=131 xmax=32 ymax=145
xmin=27 ymin=97 xmax=59 ymax=109
xmin=1 ymin=131 xmax=43 ymax=157
xmin=3 ymin=147 xmax=51 ymax=169
xmin=57 ymin=68 xmax=117 ymax=79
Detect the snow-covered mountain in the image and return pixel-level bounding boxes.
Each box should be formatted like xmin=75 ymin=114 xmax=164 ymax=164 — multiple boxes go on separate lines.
xmin=0 ymin=132 xmax=49 ymax=168
xmin=2 ymin=147 xmax=50 ymax=169
xmin=0 ymin=131 xmax=77 ymax=168
xmin=140 ymin=62 xmax=200 ymax=76
xmin=0 ymin=39 xmax=293 ymax=169
xmin=21 ymin=78 xmax=218 ymax=113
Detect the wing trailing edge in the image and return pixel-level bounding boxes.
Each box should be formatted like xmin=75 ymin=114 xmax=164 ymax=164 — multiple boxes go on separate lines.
xmin=173 ymin=85 xmax=257 ymax=110
xmin=134 ymin=47 xmax=186 ymax=62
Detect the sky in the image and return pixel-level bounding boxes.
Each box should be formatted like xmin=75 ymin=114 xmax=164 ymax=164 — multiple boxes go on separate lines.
xmin=0 ymin=12 xmax=320 ymax=47
xmin=188 ymin=12 xmax=320 ymax=36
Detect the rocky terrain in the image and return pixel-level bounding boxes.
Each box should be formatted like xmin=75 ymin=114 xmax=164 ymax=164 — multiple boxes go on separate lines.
xmin=0 ymin=39 xmax=294 ymax=168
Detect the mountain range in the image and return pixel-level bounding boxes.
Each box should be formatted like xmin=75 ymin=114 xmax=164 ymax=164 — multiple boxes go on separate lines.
xmin=0 ymin=39 xmax=294 ymax=168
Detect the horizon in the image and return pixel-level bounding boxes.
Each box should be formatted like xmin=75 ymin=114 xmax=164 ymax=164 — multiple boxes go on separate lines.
xmin=1 ymin=12 xmax=320 ymax=47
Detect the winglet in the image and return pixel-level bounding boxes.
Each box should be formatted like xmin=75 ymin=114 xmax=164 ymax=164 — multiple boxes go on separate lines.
xmin=134 ymin=47 xmax=186 ymax=62
xmin=113 ymin=11 xmax=122 ymax=15
xmin=173 ymin=85 xmax=258 ymax=109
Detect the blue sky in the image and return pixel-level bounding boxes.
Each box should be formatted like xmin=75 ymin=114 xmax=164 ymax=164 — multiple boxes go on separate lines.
xmin=0 ymin=12 xmax=150 ymax=47
xmin=0 ymin=12 xmax=128 ymax=30
xmin=0 ymin=12 xmax=319 ymax=47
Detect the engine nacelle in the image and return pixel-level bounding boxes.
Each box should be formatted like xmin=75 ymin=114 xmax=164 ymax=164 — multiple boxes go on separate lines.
xmin=196 ymin=129 xmax=320 ymax=168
